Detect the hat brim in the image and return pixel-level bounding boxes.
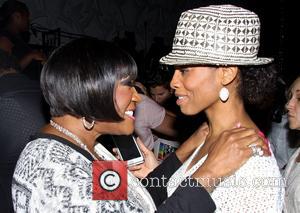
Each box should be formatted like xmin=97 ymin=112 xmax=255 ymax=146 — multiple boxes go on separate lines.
xmin=160 ymin=53 xmax=273 ymax=66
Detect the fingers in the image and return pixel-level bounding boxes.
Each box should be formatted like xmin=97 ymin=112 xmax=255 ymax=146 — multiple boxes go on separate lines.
xmin=243 ymin=138 xmax=271 ymax=157
xmin=112 ymin=148 xmax=121 ymax=160
xmin=136 ymin=137 xmax=149 ymax=155
xmin=128 ymin=164 xmax=142 ymax=171
xmin=223 ymin=127 xmax=260 ymax=143
xmin=199 ymin=122 xmax=209 ymax=131
xmin=227 ymin=128 xmax=271 ymax=157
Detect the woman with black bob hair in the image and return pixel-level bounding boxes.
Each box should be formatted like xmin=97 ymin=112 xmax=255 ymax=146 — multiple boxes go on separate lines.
xmin=41 ymin=37 xmax=137 ymax=123
xmin=12 ymin=37 xmax=269 ymax=212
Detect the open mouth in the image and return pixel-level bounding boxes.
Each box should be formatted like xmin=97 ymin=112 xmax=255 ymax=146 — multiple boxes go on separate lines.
xmin=175 ymin=95 xmax=187 ymax=105
xmin=125 ymin=110 xmax=135 ymax=120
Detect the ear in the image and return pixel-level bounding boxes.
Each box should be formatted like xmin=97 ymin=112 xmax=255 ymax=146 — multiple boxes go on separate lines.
xmin=218 ymin=66 xmax=238 ymax=86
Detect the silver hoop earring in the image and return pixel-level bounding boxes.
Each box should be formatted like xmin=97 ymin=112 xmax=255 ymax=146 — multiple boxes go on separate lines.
xmin=219 ymin=87 xmax=229 ymax=102
xmin=82 ymin=117 xmax=95 ymax=130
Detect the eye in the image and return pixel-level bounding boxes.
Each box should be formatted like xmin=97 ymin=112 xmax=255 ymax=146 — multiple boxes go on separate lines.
xmin=127 ymin=80 xmax=135 ymax=87
xmin=286 ymin=91 xmax=292 ymax=101
xmin=178 ymin=68 xmax=189 ymax=75
xmin=121 ymin=79 xmax=135 ymax=87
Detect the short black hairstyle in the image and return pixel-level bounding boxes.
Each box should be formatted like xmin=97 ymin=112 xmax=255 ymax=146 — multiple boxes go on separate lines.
xmin=238 ymin=64 xmax=278 ymax=110
xmin=40 ymin=37 xmax=137 ymax=122
xmin=0 ymin=0 xmax=29 ymax=28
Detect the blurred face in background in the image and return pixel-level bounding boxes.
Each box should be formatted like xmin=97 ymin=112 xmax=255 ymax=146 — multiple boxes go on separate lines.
xmin=150 ymin=85 xmax=173 ymax=105
xmin=13 ymin=11 xmax=30 ymax=32
xmin=286 ymin=77 xmax=300 ymax=130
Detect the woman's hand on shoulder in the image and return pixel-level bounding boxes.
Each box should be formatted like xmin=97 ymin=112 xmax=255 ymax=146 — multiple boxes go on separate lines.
xmin=192 ymin=125 xmax=270 ymax=192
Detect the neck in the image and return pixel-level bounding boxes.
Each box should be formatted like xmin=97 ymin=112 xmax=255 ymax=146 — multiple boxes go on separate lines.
xmin=45 ymin=115 xmax=100 ymax=152
xmin=205 ymin=96 xmax=257 ymax=139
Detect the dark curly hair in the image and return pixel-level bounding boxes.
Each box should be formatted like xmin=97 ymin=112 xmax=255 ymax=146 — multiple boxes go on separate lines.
xmin=238 ymin=64 xmax=278 ymax=110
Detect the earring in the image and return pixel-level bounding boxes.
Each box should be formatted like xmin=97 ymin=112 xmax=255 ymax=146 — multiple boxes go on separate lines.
xmin=82 ymin=117 xmax=95 ymax=130
xmin=219 ymin=87 xmax=229 ymax=102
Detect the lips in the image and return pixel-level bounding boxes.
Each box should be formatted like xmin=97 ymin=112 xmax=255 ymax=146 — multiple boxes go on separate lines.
xmin=287 ymin=113 xmax=295 ymax=118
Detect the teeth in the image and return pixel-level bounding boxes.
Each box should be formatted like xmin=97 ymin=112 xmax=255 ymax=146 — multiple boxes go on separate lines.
xmin=178 ymin=96 xmax=184 ymax=99
xmin=125 ymin=111 xmax=133 ymax=116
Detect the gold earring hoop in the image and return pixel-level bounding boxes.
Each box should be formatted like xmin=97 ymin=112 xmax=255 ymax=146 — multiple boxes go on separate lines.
xmin=82 ymin=117 xmax=95 ymax=130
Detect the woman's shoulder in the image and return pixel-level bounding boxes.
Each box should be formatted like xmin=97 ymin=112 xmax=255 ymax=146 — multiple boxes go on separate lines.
xmin=238 ymin=154 xmax=282 ymax=177
xmin=15 ymin=136 xmax=91 ymax=176
xmin=19 ymin=136 xmax=72 ymax=158
xmin=211 ymin=155 xmax=284 ymax=212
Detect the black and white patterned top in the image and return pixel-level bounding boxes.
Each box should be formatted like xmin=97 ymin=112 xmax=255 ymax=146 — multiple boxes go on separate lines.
xmin=12 ymin=134 xmax=146 ymax=212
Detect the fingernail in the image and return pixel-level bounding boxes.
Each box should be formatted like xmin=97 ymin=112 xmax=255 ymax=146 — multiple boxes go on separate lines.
xmin=258 ymin=131 xmax=265 ymax=137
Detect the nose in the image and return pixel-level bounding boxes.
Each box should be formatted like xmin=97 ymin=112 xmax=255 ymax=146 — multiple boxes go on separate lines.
xmin=286 ymin=94 xmax=296 ymax=112
xmin=132 ymin=87 xmax=141 ymax=103
xmin=170 ymin=70 xmax=181 ymax=90
xmin=153 ymin=95 xmax=160 ymax=102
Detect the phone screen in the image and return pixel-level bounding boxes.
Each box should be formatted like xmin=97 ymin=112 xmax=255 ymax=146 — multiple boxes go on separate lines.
xmin=111 ymin=135 xmax=142 ymax=161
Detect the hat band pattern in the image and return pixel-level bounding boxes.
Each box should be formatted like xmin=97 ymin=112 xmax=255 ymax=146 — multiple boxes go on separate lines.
xmin=160 ymin=5 xmax=273 ymax=66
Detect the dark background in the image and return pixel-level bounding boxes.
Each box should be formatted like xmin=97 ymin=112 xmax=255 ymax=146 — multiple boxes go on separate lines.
xmin=2 ymin=0 xmax=296 ymax=85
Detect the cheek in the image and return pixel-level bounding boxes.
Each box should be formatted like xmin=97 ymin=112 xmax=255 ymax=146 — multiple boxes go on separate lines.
xmin=115 ymin=90 xmax=132 ymax=111
xmin=162 ymin=92 xmax=170 ymax=99
xmin=185 ymin=79 xmax=219 ymax=110
xmin=184 ymin=78 xmax=216 ymax=99
xmin=296 ymin=104 xmax=300 ymax=123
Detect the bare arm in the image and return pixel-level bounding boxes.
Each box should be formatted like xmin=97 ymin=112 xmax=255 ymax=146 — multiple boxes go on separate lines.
xmin=153 ymin=110 xmax=178 ymax=138
xmin=19 ymin=50 xmax=46 ymax=70
xmin=175 ymin=122 xmax=209 ymax=162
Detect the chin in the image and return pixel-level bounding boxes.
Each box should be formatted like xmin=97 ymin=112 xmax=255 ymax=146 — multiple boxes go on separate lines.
xmin=120 ymin=124 xmax=135 ymax=135
xmin=289 ymin=123 xmax=300 ymax=130
xmin=180 ymin=107 xmax=198 ymax=116
xmin=288 ymin=121 xmax=296 ymax=129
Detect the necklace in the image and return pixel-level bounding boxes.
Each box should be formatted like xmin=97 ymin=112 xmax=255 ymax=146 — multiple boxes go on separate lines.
xmin=50 ymin=120 xmax=98 ymax=160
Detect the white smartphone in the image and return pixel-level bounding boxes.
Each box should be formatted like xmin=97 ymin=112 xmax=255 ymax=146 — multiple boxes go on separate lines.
xmin=112 ymin=135 xmax=144 ymax=167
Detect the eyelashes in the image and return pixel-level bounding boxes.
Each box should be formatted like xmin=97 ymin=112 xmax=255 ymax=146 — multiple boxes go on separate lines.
xmin=121 ymin=79 xmax=135 ymax=87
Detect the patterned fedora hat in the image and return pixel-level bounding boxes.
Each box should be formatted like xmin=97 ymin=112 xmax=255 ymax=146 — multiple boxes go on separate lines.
xmin=160 ymin=4 xmax=273 ymax=66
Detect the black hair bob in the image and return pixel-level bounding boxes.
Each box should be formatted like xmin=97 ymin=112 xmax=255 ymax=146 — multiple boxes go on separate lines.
xmin=40 ymin=37 xmax=137 ymax=122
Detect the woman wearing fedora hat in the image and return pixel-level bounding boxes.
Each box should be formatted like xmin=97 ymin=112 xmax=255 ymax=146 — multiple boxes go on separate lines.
xmin=159 ymin=4 xmax=284 ymax=212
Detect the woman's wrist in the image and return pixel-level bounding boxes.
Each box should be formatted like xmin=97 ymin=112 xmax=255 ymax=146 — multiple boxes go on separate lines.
xmin=191 ymin=167 xmax=219 ymax=193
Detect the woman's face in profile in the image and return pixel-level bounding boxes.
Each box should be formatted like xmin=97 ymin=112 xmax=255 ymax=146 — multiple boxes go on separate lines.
xmin=286 ymin=77 xmax=300 ymax=130
xmin=111 ymin=77 xmax=141 ymax=134
xmin=170 ymin=66 xmax=219 ymax=115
